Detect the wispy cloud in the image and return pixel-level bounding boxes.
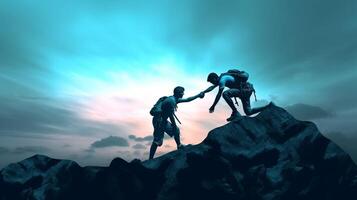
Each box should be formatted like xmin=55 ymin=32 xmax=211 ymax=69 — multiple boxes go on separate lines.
xmin=325 ymin=131 xmax=357 ymax=163
xmin=285 ymin=103 xmax=334 ymax=120
xmin=132 ymin=143 xmax=146 ymax=150
xmin=90 ymin=136 xmax=129 ymax=148
xmin=0 ymin=147 xmax=10 ymax=154
xmin=128 ymin=135 xmax=154 ymax=142
xmin=12 ymin=146 xmax=51 ymax=154
xmin=0 ymin=97 xmax=133 ymax=139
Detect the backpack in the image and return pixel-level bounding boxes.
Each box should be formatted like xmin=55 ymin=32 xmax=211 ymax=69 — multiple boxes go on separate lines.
xmin=222 ymin=69 xmax=257 ymax=101
xmin=241 ymin=82 xmax=257 ymax=101
xmin=219 ymin=69 xmax=249 ymax=89
xmin=150 ymin=96 xmax=168 ymax=116
xmin=241 ymin=81 xmax=254 ymax=94
xmin=225 ymin=69 xmax=249 ymax=83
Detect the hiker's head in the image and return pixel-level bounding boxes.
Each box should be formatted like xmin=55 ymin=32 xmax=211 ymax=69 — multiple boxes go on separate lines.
xmin=207 ymin=72 xmax=219 ymax=85
xmin=173 ymin=86 xmax=185 ymax=98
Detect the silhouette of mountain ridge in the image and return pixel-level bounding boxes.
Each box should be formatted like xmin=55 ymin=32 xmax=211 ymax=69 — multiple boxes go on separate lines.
xmin=1 ymin=104 xmax=356 ymax=200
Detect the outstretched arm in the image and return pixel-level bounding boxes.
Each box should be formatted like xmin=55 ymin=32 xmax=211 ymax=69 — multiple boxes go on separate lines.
xmin=178 ymin=85 xmax=217 ymax=103
xmin=201 ymin=85 xmax=217 ymax=94
xmin=177 ymin=92 xmax=204 ymax=103
xmin=209 ymin=87 xmax=224 ymax=113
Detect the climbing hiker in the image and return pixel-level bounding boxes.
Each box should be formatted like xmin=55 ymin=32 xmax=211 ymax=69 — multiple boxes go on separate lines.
xmin=149 ymin=86 xmax=204 ymax=159
xmin=202 ymin=69 xmax=271 ymax=121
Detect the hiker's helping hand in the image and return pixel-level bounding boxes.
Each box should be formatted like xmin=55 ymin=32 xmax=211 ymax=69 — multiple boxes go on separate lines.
xmin=199 ymin=92 xmax=205 ymax=98
xmin=209 ymin=106 xmax=215 ymax=113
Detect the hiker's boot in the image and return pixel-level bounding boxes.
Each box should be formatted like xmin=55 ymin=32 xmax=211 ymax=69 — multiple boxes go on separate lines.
xmin=227 ymin=111 xmax=241 ymax=121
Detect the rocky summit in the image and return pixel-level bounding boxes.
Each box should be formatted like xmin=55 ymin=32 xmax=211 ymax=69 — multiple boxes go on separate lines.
xmin=1 ymin=104 xmax=357 ymax=200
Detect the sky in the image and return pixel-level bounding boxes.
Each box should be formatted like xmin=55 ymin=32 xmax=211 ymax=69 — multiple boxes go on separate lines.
xmin=0 ymin=0 xmax=356 ymax=168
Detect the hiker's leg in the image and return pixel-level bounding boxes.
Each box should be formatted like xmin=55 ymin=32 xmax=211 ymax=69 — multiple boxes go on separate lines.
xmin=150 ymin=117 xmax=164 ymax=159
xmin=173 ymin=128 xmax=181 ymax=148
xmin=149 ymin=143 xmax=157 ymax=160
xmin=150 ymin=133 xmax=164 ymax=159
xmin=241 ymin=97 xmax=268 ymax=116
xmin=223 ymin=89 xmax=243 ymax=121
xmin=222 ymin=89 xmax=239 ymax=113
xmin=164 ymin=121 xmax=181 ymax=147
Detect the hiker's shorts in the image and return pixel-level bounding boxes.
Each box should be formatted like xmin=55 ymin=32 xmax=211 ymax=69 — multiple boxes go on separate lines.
xmin=222 ymin=89 xmax=253 ymax=115
xmin=152 ymin=116 xmax=179 ymax=146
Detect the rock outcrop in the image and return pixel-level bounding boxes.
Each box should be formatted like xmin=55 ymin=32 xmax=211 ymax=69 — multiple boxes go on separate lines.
xmin=1 ymin=104 xmax=356 ymax=200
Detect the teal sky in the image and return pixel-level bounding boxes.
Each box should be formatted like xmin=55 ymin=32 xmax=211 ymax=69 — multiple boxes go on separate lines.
xmin=1 ymin=0 xmax=357 ymax=167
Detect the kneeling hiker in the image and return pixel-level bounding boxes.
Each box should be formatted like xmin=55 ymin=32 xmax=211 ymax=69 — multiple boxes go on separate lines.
xmin=149 ymin=86 xmax=204 ymax=160
xmin=202 ymin=69 xmax=271 ymax=121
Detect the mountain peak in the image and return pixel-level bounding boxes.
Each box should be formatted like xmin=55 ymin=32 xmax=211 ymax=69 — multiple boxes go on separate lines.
xmin=1 ymin=105 xmax=357 ymax=200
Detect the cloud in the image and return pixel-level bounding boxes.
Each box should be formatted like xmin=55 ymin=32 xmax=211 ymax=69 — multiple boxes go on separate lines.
xmin=325 ymin=132 xmax=357 ymax=163
xmin=0 ymin=147 xmax=10 ymax=154
xmin=0 ymin=98 xmax=129 ymax=138
xmin=132 ymin=143 xmax=146 ymax=149
xmin=133 ymin=150 xmax=142 ymax=156
xmin=128 ymin=134 xmax=173 ymax=143
xmin=312 ymin=109 xmax=357 ymax=135
xmin=84 ymin=148 xmax=95 ymax=153
xmin=12 ymin=146 xmax=51 ymax=154
xmin=128 ymin=135 xmax=154 ymax=142
xmin=128 ymin=135 xmax=136 ymax=140
xmin=285 ymin=103 xmax=333 ymax=120
xmin=90 ymin=136 xmax=129 ymax=148
xmin=318 ymin=75 xmax=357 ymax=111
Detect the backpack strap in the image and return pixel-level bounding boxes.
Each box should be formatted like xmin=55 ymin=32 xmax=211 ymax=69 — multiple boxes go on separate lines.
xmin=173 ymin=112 xmax=182 ymax=124
xmin=234 ymin=97 xmax=239 ymax=107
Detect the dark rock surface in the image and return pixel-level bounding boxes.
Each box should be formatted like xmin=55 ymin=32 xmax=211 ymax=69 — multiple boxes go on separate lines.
xmin=1 ymin=104 xmax=357 ymax=200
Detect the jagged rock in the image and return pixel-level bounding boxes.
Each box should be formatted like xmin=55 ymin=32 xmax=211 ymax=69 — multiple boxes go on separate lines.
xmin=0 ymin=155 xmax=83 ymax=200
xmin=1 ymin=104 xmax=356 ymax=200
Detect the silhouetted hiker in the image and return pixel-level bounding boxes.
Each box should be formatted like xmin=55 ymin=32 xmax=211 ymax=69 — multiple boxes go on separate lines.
xmin=149 ymin=86 xmax=204 ymax=160
xmin=202 ymin=69 xmax=271 ymax=121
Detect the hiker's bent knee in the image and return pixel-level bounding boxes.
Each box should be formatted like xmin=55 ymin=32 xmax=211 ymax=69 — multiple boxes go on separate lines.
xmin=223 ymin=90 xmax=232 ymax=99
xmin=155 ymin=140 xmax=163 ymax=146
xmin=153 ymin=137 xmax=163 ymax=146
